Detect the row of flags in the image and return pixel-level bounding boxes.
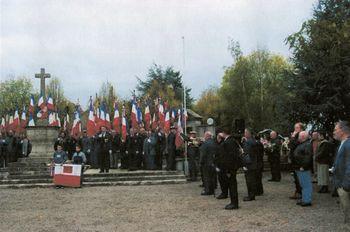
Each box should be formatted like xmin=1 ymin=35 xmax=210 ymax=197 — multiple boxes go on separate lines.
xmin=0 ymin=95 xmax=188 ymax=148
xmin=85 ymin=96 xmax=188 ymax=145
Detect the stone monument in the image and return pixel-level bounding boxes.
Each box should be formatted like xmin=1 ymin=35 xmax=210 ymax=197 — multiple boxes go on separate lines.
xmin=26 ymin=68 xmax=59 ymax=158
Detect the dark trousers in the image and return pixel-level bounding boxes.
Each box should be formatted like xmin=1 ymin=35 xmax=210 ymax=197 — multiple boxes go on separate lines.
xmin=99 ymin=151 xmax=110 ymax=172
xmin=145 ymin=155 xmax=155 ymax=170
xmin=203 ymin=165 xmax=216 ymax=193
xmin=256 ymin=165 xmax=264 ymax=195
xmin=166 ymin=150 xmax=176 ymax=170
xmin=128 ymin=152 xmax=140 ymax=171
xmin=244 ymin=170 xmax=257 ymax=199
xmin=270 ymin=159 xmax=281 ymax=181
xmin=218 ymin=169 xmax=229 ymax=196
xmin=293 ymin=171 xmax=302 ymax=194
xmin=155 ymin=152 xmax=163 ymax=170
xmin=228 ymin=170 xmax=239 ymax=206
xmin=120 ymin=152 xmax=128 ymax=169
xmin=188 ymin=155 xmax=197 ymax=180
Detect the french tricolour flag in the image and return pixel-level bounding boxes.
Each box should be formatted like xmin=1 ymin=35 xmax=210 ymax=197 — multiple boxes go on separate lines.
xmin=47 ymin=95 xmax=54 ymax=111
xmin=13 ymin=108 xmax=20 ymax=129
xmin=175 ymin=109 xmax=184 ymax=149
xmin=113 ymin=102 xmax=120 ymax=133
xmin=71 ymin=107 xmax=81 ymax=138
xmin=38 ymin=95 xmax=45 ymax=109
xmin=29 ymin=95 xmax=35 ymax=114
xmin=0 ymin=117 xmax=5 ymax=131
xmin=121 ymin=114 xmax=127 ymax=142
xmin=87 ymin=97 xmax=96 ymax=137
xmin=28 ymin=113 xmax=35 ymax=127
xmin=131 ymin=99 xmax=138 ymax=129
xmin=21 ymin=106 xmax=27 ymax=128
xmin=144 ymin=104 xmax=151 ymax=130
xmin=164 ymin=111 xmax=170 ymax=134
xmin=105 ymin=111 xmax=111 ymax=130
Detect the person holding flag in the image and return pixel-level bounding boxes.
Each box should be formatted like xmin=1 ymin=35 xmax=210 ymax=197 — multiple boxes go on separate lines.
xmin=87 ymin=97 xmax=96 ymax=137
xmin=144 ymin=103 xmax=151 ymax=131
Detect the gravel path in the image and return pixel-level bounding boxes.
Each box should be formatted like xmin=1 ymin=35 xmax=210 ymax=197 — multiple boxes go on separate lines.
xmin=0 ymin=173 xmax=349 ymax=232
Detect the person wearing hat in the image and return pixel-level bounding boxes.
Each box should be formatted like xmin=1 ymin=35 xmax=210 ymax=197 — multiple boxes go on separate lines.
xmin=95 ymin=126 xmax=112 ymax=173
xmin=187 ymin=131 xmax=200 ymax=181
xmin=166 ymin=126 xmax=177 ymax=170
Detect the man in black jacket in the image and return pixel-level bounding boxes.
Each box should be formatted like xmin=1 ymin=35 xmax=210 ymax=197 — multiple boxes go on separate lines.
xmin=214 ymin=131 xmax=229 ymax=200
xmin=242 ymin=128 xmax=258 ymax=201
xmin=266 ymin=131 xmax=282 ymax=182
xmin=5 ymin=130 xmax=17 ymax=163
xmin=217 ymin=128 xmax=241 ymax=210
xmin=127 ymin=128 xmax=144 ymax=171
xmin=288 ymin=122 xmax=304 ymax=199
xmin=291 ymin=131 xmax=313 ymax=207
xmin=96 ymin=126 xmax=112 ymax=173
xmin=166 ymin=126 xmax=176 ymax=170
xmin=199 ymin=131 xmax=217 ymax=195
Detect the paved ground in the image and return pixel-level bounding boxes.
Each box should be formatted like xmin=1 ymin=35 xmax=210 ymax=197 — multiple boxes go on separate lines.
xmin=0 ymin=172 xmax=349 ymax=232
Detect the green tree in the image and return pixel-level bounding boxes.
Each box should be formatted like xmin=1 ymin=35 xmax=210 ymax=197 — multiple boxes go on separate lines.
xmin=287 ymin=0 xmax=350 ymax=132
xmin=96 ymin=81 xmax=119 ymax=115
xmin=136 ymin=64 xmax=193 ymax=108
xmin=0 ymin=77 xmax=33 ymax=116
xmin=220 ymin=48 xmax=294 ymax=133
xmin=194 ymin=86 xmax=222 ymax=123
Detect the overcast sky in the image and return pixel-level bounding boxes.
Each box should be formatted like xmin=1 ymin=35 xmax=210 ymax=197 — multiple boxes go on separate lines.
xmin=1 ymin=0 xmax=316 ymax=106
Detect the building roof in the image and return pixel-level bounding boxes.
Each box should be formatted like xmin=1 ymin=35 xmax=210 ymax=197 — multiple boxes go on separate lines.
xmin=187 ymin=109 xmax=203 ymax=120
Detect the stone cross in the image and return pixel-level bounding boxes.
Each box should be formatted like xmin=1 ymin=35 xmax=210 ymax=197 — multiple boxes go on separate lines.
xmin=35 ymin=68 xmax=50 ymax=98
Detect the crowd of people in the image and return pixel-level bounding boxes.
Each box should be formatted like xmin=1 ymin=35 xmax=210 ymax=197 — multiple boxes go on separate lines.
xmin=0 ymin=130 xmax=32 ymax=168
xmin=1 ymin=119 xmax=349 ymax=223
xmin=53 ymin=125 xmax=182 ymax=173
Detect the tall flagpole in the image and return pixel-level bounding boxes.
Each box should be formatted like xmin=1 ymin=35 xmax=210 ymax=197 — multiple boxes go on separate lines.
xmin=182 ymin=36 xmax=189 ymax=176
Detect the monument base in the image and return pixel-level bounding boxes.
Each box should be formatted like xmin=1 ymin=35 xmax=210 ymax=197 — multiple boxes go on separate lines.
xmin=26 ymin=125 xmax=59 ymax=158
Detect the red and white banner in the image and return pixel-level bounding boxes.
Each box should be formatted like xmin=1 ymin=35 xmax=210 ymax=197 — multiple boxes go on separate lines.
xmin=53 ymin=164 xmax=82 ymax=187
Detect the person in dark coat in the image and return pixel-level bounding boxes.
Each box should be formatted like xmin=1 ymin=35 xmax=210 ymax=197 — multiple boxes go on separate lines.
xmin=109 ymin=130 xmax=121 ymax=169
xmin=214 ymin=132 xmax=228 ymax=198
xmin=199 ymin=131 xmax=217 ymax=195
xmin=155 ymin=129 xmax=166 ymax=170
xmin=291 ymin=131 xmax=313 ymax=207
xmin=5 ymin=130 xmax=17 ymax=163
xmin=242 ymin=128 xmax=258 ymax=201
xmin=127 ymin=128 xmax=143 ymax=171
xmin=66 ymin=136 xmax=77 ymax=160
xmin=95 ymin=126 xmax=112 ymax=173
xmin=54 ymin=131 xmax=69 ymax=152
xmin=143 ymin=131 xmax=157 ymax=170
xmin=89 ymin=136 xmax=99 ymax=168
xmin=255 ymin=135 xmax=264 ymax=196
xmin=186 ymin=131 xmax=200 ymax=181
xmin=332 ymin=120 xmax=350 ymax=223
xmin=265 ymin=131 xmax=282 ymax=182
xmin=19 ymin=134 xmax=32 ymax=158
xmin=288 ymin=122 xmax=304 ymax=200
xmin=79 ymin=130 xmax=92 ymax=165
xmin=138 ymin=128 xmax=148 ymax=169
xmin=315 ymin=131 xmax=334 ymax=193
xmin=218 ymin=128 xmax=241 ymax=210
xmin=120 ymin=135 xmax=129 ymax=169
xmin=0 ymin=132 xmax=8 ymax=167
xmin=166 ymin=126 xmax=177 ymax=170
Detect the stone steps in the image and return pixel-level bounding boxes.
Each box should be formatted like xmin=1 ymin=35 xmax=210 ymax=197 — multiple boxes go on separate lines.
xmin=0 ymin=169 xmax=187 ymax=189
xmin=0 ymin=174 xmax=185 ymax=185
xmin=4 ymin=170 xmax=182 ymax=179
xmin=0 ymin=179 xmax=187 ymax=189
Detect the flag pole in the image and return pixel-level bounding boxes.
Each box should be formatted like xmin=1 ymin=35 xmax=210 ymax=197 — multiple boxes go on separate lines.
xmin=182 ymin=36 xmax=189 ymax=176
